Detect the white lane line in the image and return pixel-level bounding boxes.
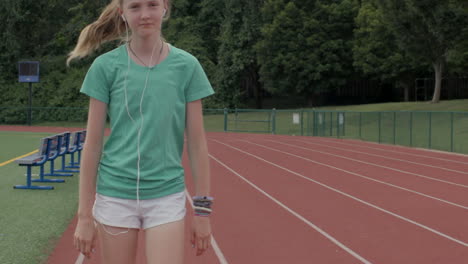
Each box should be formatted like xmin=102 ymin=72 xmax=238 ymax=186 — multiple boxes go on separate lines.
xmin=243 ymin=140 xmax=468 ymax=210
xmin=263 ymin=139 xmax=468 ymax=189
xmin=211 ymin=139 xmax=468 ymax=247
xmin=290 ymin=139 xmax=468 ymax=175
xmin=75 ymin=253 xmax=85 ymax=264
xmin=185 ymin=189 xmax=229 ymax=264
xmin=208 ymin=154 xmax=372 ymax=264
xmin=315 ymin=138 xmax=468 ymax=165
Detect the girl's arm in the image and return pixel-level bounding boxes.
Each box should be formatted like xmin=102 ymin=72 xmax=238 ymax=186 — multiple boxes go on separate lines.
xmin=74 ymin=97 xmax=107 ymax=258
xmin=186 ymin=99 xmax=212 ymax=256
xmin=186 ymin=99 xmax=210 ymax=196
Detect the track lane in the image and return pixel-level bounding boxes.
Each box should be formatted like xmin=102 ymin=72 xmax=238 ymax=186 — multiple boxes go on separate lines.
xmin=183 ymin=148 xmax=362 ymax=264
xmin=311 ymin=137 xmax=468 ymax=168
xmin=251 ymin=138 xmax=468 ymax=207
xmin=225 ymin=139 xmax=468 ymax=242
xmin=207 ymin=138 xmax=468 ymax=263
xmin=256 ymin=136 xmax=468 ymax=186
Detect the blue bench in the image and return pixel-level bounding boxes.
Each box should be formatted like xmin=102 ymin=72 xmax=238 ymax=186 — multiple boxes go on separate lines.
xmin=54 ymin=132 xmax=79 ymax=173
xmin=42 ymin=132 xmax=74 ymax=177
xmin=14 ymin=135 xmax=65 ymax=190
xmin=13 ymin=130 xmax=87 ymax=190
xmin=65 ymin=130 xmax=86 ymax=169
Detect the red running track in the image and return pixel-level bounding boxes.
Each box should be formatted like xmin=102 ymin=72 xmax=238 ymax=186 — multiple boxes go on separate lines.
xmin=42 ymin=131 xmax=468 ymax=263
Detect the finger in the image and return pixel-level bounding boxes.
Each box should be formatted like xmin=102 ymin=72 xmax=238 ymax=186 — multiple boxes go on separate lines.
xmin=204 ymin=236 xmax=211 ymax=250
xmin=191 ymin=230 xmax=196 ymax=247
xmin=79 ymin=239 xmax=91 ymax=258
xmin=84 ymin=240 xmax=92 ymax=258
xmin=197 ymin=238 xmax=205 ymax=256
xmin=76 ymin=238 xmax=82 ymax=253
xmin=73 ymin=236 xmax=77 ymax=250
xmin=91 ymin=236 xmax=97 ymax=254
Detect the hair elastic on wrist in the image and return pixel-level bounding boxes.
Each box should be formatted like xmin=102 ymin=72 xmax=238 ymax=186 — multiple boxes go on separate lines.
xmin=194 ymin=206 xmax=212 ymax=213
xmin=194 ymin=213 xmax=210 ymax=217
xmin=192 ymin=196 xmax=214 ymax=202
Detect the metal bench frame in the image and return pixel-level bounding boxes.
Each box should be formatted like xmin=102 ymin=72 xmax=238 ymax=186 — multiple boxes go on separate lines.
xmin=42 ymin=132 xmax=74 ymax=177
xmin=66 ymin=130 xmax=85 ymax=169
xmin=14 ymin=136 xmax=63 ymax=190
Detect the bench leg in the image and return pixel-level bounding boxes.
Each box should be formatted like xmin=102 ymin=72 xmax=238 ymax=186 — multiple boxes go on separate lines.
xmin=14 ymin=166 xmax=54 ymax=190
xmin=54 ymin=155 xmax=79 ymax=173
xmin=43 ymin=159 xmax=73 ymax=177
xmin=36 ymin=164 xmax=65 ymax=183
xmin=66 ymin=152 xmax=80 ymax=169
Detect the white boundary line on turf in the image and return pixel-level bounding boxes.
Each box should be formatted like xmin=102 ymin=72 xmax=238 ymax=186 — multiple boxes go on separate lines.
xmin=290 ymin=139 xmax=468 ymax=175
xmin=185 ymin=189 xmax=229 ymax=264
xmin=263 ymin=139 xmax=468 ymax=189
xmin=315 ymin=137 xmax=468 ymax=165
xmin=208 ymin=154 xmax=373 ymax=264
xmin=211 ymin=139 xmax=468 ymax=248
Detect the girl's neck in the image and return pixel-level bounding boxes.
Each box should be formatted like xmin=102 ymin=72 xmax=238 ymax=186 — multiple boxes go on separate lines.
xmin=130 ymin=35 xmax=163 ymax=56
xmin=128 ymin=34 xmax=169 ymax=68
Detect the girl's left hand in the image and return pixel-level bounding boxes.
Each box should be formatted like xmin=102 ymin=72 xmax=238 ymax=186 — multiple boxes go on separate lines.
xmin=191 ymin=216 xmax=212 ymax=256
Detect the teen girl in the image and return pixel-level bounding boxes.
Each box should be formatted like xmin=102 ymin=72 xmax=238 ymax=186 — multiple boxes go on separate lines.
xmin=67 ymin=0 xmax=214 ymax=263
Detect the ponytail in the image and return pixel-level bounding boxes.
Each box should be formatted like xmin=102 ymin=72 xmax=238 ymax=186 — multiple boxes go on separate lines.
xmin=67 ymin=0 xmax=125 ymax=66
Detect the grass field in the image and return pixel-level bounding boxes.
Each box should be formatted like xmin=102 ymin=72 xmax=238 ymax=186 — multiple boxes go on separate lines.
xmin=320 ymin=99 xmax=468 ymax=112
xmin=0 ymin=132 xmax=79 ymax=264
xmin=0 ymin=99 xmax=467 ymax=264
xmin=219 ymin=100 xmax=468 ymax=154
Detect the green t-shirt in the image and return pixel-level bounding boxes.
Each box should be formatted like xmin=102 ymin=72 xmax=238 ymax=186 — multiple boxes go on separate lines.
xmin=80 ymin=44 xmax=214 ymax=200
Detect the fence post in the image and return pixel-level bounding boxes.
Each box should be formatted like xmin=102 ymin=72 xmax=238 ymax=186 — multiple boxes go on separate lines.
xmin=393 ymin=111 xmax=396 ymax=145
xmin=409 ymin=112 xmax=413 ymax=147
xmin=336 ymin=112 xmax=340 ymax=138
xmin=234 ymin=108 xmax=238 ymax=130
xmin=271 ymin=108 xmax=276 ymax=134
xmin=300 ymin=109 xmax=304 ymax=136
xmin=451 ymin=112 xmax=454 ymax=152
xmin=378 ymin=112 xmax=382 ymax=143
xmin=343 ymin=112 xmax=346 ymax=137
xmin=312 ymin=110 xmax=317 ymax=137
xmin=223 ymin=108 xmax=228 ymax=132
xmin=359 ymin=112 xmax=362 ymax=139
xmin=428 ymin=112 xmax=432 ymax=149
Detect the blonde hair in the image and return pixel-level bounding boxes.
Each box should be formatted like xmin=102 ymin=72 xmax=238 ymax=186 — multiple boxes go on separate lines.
xmin=67 ymin=0 xmax=171 ymax=66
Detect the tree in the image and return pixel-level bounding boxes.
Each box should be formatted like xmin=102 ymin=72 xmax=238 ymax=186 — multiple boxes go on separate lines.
xmin=353 ymin=0 xmax=420 ymax=101
xmin=376 ymin=0 xmax=468 ymax=103
xmin=257 ymin=0 xmax=359 ymax=106
xmin=216 ymin=0 xmax=264 ymax=108
xmin=163 ymin=0 xmax=224 ymax=108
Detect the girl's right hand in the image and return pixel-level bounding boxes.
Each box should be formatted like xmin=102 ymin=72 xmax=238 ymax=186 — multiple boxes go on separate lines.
xmin=73 ymin=216 xmax=97 ymax=259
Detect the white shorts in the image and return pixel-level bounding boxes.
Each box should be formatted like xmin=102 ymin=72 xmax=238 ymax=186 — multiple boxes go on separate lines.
xmin=92 ymin=191 xmax=186 ymax=230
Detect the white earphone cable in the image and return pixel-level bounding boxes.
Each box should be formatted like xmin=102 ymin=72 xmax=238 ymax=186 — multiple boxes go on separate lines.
xmin=123 ymin=19 xmax=161 ymax=209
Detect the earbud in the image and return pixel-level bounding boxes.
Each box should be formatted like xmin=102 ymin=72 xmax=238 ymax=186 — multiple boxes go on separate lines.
xmin=121 ymin=15 xmax=126 ymax=22
xmin=163 ymin=9 xmax=167 ymax=17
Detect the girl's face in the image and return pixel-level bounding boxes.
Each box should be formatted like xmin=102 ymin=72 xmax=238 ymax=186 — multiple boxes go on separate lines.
xmin=120 ymin=0 xmax=166 ymax=38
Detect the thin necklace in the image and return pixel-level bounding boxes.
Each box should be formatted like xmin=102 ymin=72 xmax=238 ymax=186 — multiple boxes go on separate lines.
xmin=129 ymin=39 xmax=164 ymax=67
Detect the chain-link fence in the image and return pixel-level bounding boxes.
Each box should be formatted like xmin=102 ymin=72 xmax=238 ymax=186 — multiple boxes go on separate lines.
xmin=2 ymin=107 xmax=467 ymax=154
xmin=0 ymin=107 xmax=88 ymax=126
xmin=219 ymin=108 xmax=468 ymax=154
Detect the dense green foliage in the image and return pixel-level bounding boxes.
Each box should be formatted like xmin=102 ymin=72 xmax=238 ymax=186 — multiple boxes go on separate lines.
xmin=375 ymin=0 xmax=468 ymax=103
xmin=0 ymin=0 xmax=467 ymax=111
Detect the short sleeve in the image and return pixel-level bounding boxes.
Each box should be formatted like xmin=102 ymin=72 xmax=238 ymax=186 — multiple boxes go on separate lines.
xmin=185 ymin=59 xmax=215 ymax=102
xmin=80 ymin=57 xmax=110 ymax=104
